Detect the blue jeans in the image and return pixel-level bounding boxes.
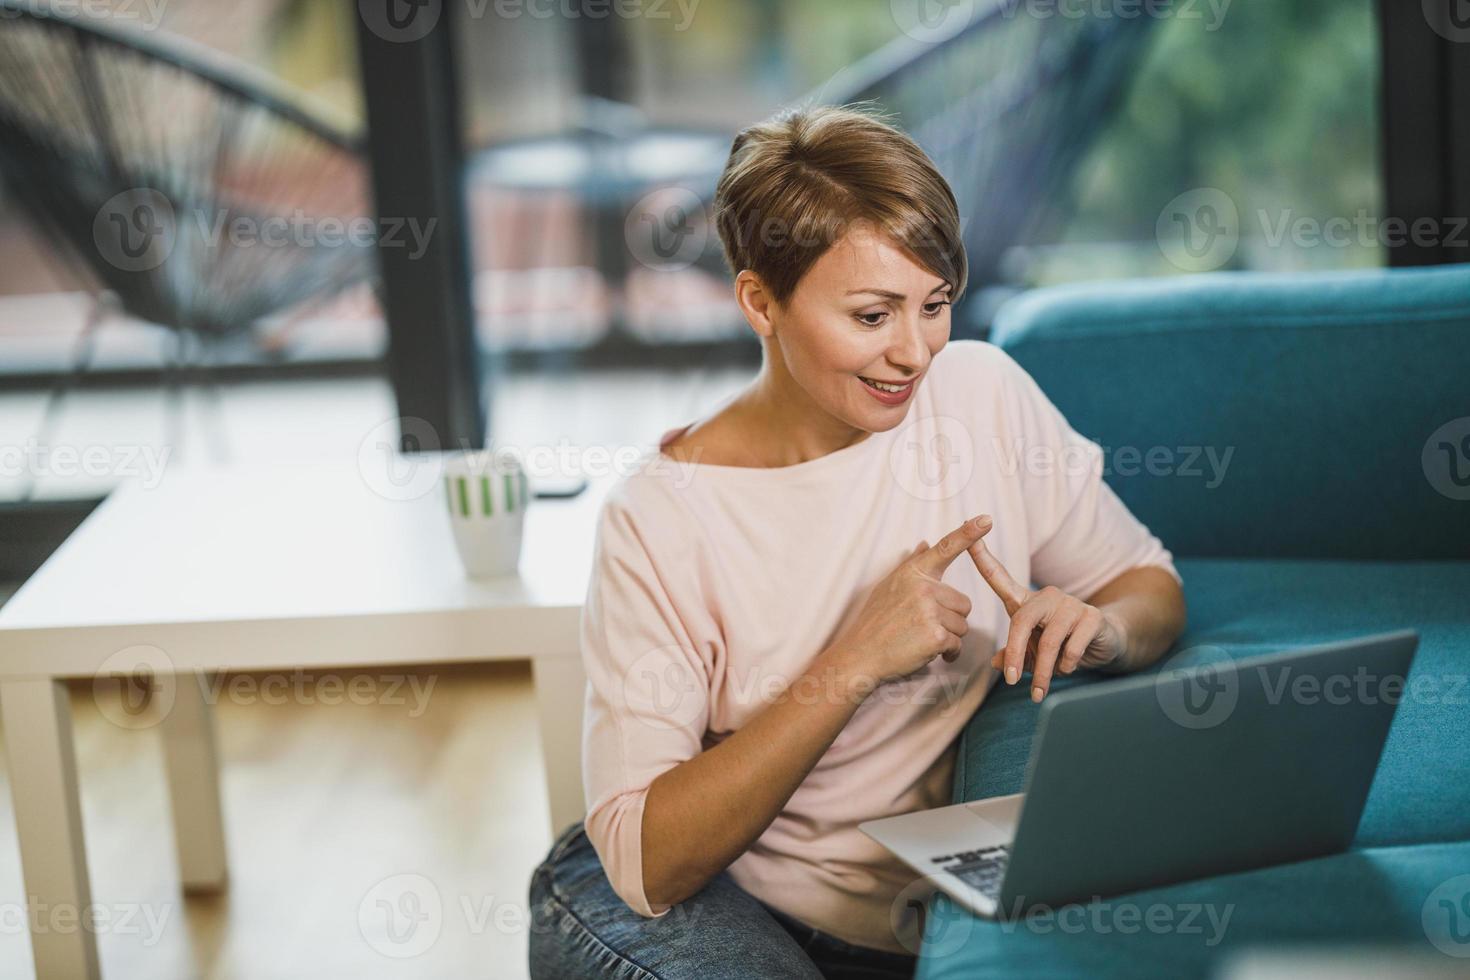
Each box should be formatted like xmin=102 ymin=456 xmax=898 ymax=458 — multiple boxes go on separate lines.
xmin=528 ymin=822 xmax=918 ymax=979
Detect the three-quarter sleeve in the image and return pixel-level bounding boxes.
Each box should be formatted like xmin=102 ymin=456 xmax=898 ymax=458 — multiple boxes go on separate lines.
xmin=991 ymin=346 xmax=1181 ymax=600
xmin=578 ymin=490 xmax=714 ymax=917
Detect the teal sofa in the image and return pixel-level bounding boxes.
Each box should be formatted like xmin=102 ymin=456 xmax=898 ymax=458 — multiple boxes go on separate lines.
xmin=918 ymin=265 xmax=1470 ymax=977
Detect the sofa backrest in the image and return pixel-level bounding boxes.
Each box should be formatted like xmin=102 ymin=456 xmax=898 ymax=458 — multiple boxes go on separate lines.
xmin=990 ymin=264 xmax=1470 ymax=560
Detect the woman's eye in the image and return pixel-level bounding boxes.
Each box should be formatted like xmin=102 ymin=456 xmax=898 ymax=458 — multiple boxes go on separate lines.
xmin=854 ymin=311 xmax=887 ymax=327
xmin=922 ymin=300 xmax=951 ymax=318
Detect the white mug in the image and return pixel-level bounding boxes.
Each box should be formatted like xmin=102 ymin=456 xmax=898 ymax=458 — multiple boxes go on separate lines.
xmin=442 ymin=449 xmax=531 ymax=577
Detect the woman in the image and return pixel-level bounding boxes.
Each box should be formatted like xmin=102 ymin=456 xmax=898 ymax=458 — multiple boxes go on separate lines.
xmin=529 ymin=104 xmax=1187 ymax=979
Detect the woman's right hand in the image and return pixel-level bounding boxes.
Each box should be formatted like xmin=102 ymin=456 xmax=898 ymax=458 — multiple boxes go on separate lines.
xmin=826 ymin=515 xmax=993 ymax=690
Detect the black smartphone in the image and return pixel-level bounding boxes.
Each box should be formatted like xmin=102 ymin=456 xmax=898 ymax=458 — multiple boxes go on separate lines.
xmin=533 ymin=476 xmax=590 ymax=499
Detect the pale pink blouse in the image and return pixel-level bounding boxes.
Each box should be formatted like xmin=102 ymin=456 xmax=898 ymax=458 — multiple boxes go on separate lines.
xmin=578 ymin=339 xmax=1180 ymax=953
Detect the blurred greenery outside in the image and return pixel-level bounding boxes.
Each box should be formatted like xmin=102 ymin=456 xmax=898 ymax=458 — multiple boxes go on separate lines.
xmin=261 ymin=0 xmax=1380 ymax=294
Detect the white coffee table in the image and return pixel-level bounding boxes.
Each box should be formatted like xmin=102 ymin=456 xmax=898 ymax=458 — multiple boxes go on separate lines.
xmin=0 ymin=455 xmax=606 ymax=980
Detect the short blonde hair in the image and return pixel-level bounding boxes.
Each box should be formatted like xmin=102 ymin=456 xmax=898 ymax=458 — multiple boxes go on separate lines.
xmin=713 ymin=103 xmax=967 ymax=304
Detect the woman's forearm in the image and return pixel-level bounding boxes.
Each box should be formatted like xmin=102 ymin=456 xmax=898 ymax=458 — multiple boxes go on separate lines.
xmin=1087 ymin=565 xmax=1187 ymax=673
xmin=640 ymin=643 xmax=876 ymax=909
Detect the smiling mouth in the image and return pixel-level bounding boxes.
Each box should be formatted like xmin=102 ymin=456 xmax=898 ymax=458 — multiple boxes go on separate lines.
xmin=859 ymin=376 xmax=914 ymax=393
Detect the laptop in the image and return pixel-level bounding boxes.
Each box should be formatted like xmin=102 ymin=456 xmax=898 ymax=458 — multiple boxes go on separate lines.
xmin=861 ymin=630 xmax=1419 ymax=920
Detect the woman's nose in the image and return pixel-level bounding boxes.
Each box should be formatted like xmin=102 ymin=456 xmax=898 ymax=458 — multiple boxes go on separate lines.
xmin=887 ymin=316 xmax=929 ymax=373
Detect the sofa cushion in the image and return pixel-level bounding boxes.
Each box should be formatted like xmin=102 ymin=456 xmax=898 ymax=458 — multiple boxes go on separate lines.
xmin=990 ymin=264 xmax=1470 ymax=560
xmin=951 ymin=558 xmax=1470 ymax=848
xmin=915 ymin=839 xmax=1470 ymax=979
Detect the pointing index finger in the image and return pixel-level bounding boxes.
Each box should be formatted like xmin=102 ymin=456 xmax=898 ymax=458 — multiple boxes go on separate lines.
xmin=969 ymin=535 xmax=1029 ymax=615
xmin=913 ymin=515 xmax=993 ymax=578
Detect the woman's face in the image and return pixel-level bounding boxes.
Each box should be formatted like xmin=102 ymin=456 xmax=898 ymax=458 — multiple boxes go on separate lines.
xmin=765 ymin=223 xmax=953 ymax=432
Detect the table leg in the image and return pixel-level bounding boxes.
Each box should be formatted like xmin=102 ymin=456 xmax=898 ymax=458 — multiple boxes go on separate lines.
xmin=0 ymin=678 xmax=102 ymax=980
xmin=160 ymin=672 xmax=228 ymax=892
xmin=531 ymin=653 xmax=586 ymax=834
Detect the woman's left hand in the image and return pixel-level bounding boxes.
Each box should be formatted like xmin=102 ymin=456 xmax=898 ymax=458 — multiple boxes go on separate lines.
xmin=968 ymin=536 xmax=1129 ymax=702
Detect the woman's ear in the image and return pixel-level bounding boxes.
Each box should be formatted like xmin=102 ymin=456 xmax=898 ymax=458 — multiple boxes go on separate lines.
xmin=733 ymin=270 xmax=778 ymax=339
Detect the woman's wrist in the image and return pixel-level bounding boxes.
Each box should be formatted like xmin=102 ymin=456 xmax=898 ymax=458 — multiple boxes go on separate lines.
xmin=810 ymin=643 xmax=883 ymax=706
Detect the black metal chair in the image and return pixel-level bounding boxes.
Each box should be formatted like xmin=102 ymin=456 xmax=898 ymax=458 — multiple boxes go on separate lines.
xmin=824 ymin=5 xmax=1160 ymax=302
xmin=0 ymin=0 xmax=376 ymax=493
xmin=468 ymin=5 xmax=1158 ymax=347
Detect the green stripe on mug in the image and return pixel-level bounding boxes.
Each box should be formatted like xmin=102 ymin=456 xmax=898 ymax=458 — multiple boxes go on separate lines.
xmin=456 ymin=476 xmax=469 ymax=517
xmin=481 ymin=475 xmax=493 ymax=516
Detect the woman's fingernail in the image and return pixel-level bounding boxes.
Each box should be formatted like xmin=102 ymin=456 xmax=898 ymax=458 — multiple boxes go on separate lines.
xmin=1005 ymin=666 xmax=1019 ymax=685
xmin=1031 ymin=686 xmax=1044 ymax=703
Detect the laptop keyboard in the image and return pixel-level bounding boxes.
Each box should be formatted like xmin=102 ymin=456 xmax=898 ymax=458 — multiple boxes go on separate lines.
xmin=929 ymin=844 xmax=1010 ymax=899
